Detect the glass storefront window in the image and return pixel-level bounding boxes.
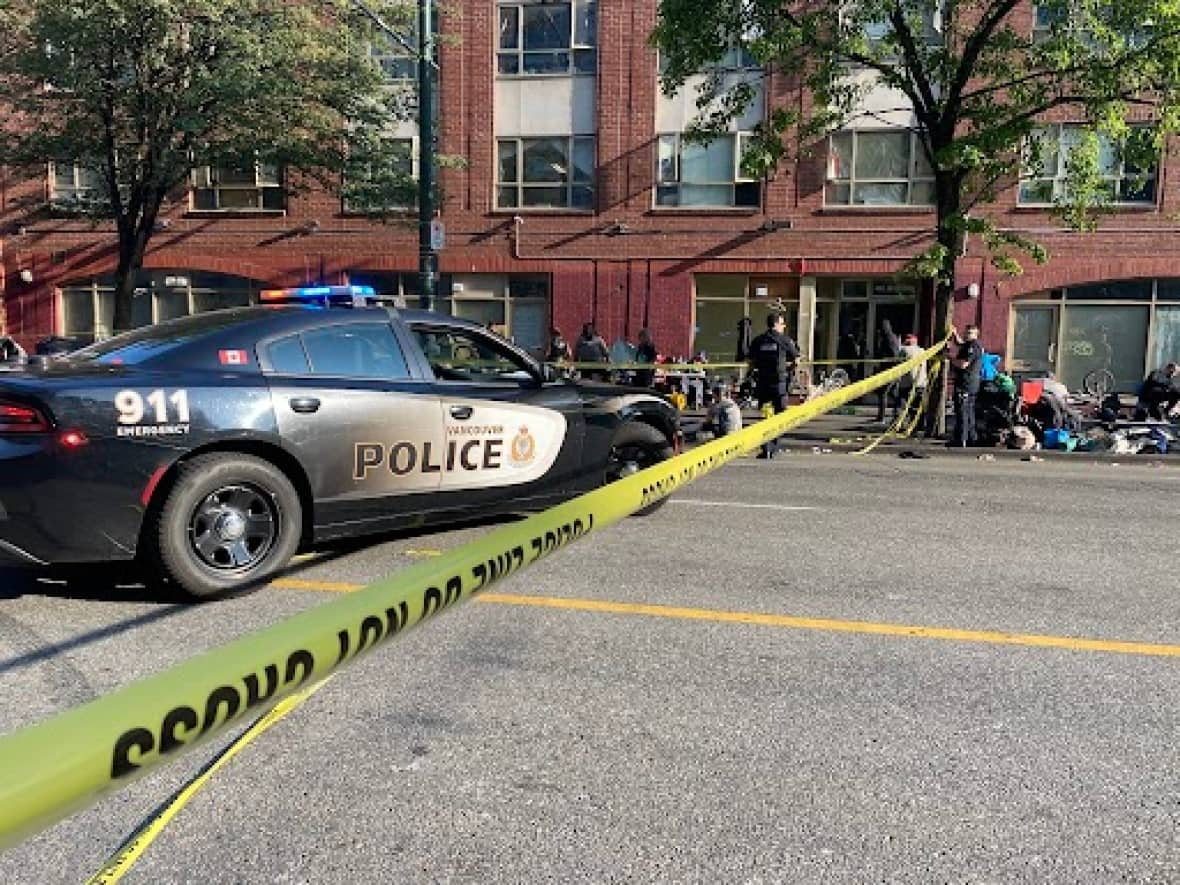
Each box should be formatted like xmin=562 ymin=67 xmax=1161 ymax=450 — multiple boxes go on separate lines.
xmin=419 ymin=273 xmax=549 ymax=355
xmin=1067 ymin=281 xmax=1152 ymax=300
xmin=59 ymin=272 xmax=261 ymax=340
xmin=693 ymin=275 xmax=801 ymax=360
xmin=1058 ymin=304 xmax=1148 ymax=392
xmin=694 ymin=299 xmax=748 ymax=363
xmin=1152 ymin=306 xmax=1180 ymax=369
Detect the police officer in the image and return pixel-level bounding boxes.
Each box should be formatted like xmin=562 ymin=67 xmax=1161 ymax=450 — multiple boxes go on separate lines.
xmin=949 ymin=324 xmax=984 ymax=447
xmin=748 ymin=312 xmax=799 ymax=459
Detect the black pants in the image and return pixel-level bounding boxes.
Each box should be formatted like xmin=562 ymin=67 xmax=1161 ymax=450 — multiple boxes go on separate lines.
xmin=756 ymin=383 xmax=788 ymax=457
xmin=877 ymin=380 xmax=901 ymax=421
xmin=952 ymin=389 xmax=977 ymax=447
xmin=1141 ymin=391 xmax=1180 ymax=420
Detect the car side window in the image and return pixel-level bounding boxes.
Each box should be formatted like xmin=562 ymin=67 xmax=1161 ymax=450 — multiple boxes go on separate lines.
xmin=264 ymin=324 xmax=410 ymax=379
xmin=300 ymin=324 xmax=410 ymax=379
xmin=266 ymin=334 xmax=311 ymax=374
xmin=412 ymin=327 xmax=534 ymax=382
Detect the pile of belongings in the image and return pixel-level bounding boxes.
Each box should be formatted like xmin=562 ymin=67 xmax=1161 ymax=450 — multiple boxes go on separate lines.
xmin=1081 ymin=424 xmax=1179 ymax=455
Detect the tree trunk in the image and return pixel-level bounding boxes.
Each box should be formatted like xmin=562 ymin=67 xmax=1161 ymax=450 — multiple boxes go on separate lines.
xmin=928 ymin=172 xmax=964 ymax=437
xmin=928 ymin=275 xmax=955 ymax=437
xmin=110 ymin=256 xmax=137 ymax=337
xmin=110 ymin=208 xmax=156 ymax=336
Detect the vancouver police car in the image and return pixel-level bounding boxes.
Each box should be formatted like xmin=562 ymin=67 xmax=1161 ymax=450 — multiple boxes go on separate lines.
xmin=0 ymin=287 xmax=678 ymax=599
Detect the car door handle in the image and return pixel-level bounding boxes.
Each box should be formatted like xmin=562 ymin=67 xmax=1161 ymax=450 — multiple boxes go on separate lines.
xmin=289 ymin=397 xmax=321 ymax=414
xmin=449 ymin=405 xmax=473 ymax=420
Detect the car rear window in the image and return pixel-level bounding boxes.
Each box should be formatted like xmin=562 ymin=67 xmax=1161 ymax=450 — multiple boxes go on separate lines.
xmin=266 ymin=334 xmax=310 ymax=374
xmin=69 ymin=310 xmax=254 ymax=366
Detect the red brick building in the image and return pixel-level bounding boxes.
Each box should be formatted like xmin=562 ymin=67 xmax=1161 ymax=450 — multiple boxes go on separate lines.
xmin=3 ymin=1 xmax=1179 ymax=391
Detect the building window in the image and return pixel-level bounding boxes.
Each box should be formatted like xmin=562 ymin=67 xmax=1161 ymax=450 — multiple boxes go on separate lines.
xmin=657 ymin=37 xmax=758 ymax=76
xmin=497 ymin=0 xmax=597 ymax=76
xmin=433 ymin=274 xmax=550 ymax=355
xmin=1010 ymin=279 xmax=1180 ymax=393
xmin=656 ymin=132 xmax=759 ymax=208
xmin=826 ymin=130 xmax=934 ymax=206
xmin=343 ymin=137 xmax=417 ymax=213
xmin=369 ymin=36 xmax=417 ymax=82
xmin=1018 ymin=124 xmax=1157 ymax=206
xmin=693 ymin=275 xmax=800 ymax=361
xmin=191 ymin=161 xmax=285 ymax=212
xmin=861 ymin=4 xmax=945 ymax=47
xmin=1031 ymin=4 xmax=1062 ymax=42
xmin=496 ymin=137 xmax=595 ymax=210
xmin=60 ymin=272 xmax=258 ymax=341
xmin=48 ymin=161 xmax=108 ymax=209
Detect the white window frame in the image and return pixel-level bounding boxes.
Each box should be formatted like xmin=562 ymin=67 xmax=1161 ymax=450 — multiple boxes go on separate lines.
xmin=655 ymin=132 xmax=760 ymax=208
xmin=497 ymin=0 xmax=597 ymax=77
xmin=343 ymin=136 xmax=419 ymax=213
xmin=48 ymin=161 xmax=108 ymax=209
xmin=495 ymin=136 xmax=596 ymax=211
xmin=825 ymin=129 xmax=935 ymax=207
xmin=190 ymin=160 xmax=286 ymax=212
xmin=1018 ymin=123 xmax=1158 ymax=207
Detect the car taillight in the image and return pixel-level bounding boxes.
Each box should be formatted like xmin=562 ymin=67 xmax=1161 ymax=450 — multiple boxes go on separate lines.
xmin=0 ymin=400 xmax=50 ymax=433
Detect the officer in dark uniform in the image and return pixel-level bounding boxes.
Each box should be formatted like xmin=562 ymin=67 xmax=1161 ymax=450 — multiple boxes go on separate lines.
xmin=949 ymin=324 xmax=984 ymax=447
xmin=748 ymin=312 xmax=799 ymax=459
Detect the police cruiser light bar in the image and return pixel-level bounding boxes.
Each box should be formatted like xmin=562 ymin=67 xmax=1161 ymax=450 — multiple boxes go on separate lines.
xmin=259 ymin=285 xmax=379 ymax=307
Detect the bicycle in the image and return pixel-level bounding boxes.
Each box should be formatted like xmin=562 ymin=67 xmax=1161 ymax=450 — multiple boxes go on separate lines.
xmin=802 ymin=366 xmax=850 ymax=401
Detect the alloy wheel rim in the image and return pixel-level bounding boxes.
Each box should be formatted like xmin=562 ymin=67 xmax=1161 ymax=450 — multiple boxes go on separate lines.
xmin=187 ymin=483 xmax=279 ymax=573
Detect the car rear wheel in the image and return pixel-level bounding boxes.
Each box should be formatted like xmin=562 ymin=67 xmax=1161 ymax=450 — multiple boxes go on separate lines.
xmin=150 ymin=453 xmax=302 ymax=600
xmin=605 ymin=421 xmax=674 ymax=516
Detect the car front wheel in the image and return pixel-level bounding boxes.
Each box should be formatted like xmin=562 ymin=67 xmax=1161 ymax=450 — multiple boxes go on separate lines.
xmin=150 ymin=453 xmax=302 ymax=600
xmin=605 ymin=421 xmax=675 ymax=516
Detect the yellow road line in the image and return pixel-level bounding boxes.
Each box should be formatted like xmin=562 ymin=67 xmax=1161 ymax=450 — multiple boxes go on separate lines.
xmin=405 ymin=548 xmax=444 ymax=558
xmin=270 ymin=580 xmax=1180 ymax=660
xmin=272 ymin=578 xmax=365 ymax=593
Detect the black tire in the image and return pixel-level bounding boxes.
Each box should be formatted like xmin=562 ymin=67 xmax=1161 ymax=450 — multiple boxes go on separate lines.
xmin=149 ymin=453 xmax=302 ymax=600
xmin=605 ymin=421 xmax=675 ymax=516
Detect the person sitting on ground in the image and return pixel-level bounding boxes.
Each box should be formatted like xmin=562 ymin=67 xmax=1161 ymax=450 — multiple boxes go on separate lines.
xmin=1135 ymin=362 xmax=1180 ymax=420
xmin=705 ymin=384 xmax=743 ymax=438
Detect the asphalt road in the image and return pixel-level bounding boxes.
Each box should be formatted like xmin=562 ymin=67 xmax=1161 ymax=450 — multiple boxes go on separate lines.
xmin=2 ymin=452 xmax=1180 ymax=883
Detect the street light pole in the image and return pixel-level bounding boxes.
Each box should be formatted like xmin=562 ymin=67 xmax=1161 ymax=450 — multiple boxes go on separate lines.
xmin=416 ymin=0 xmax=435 ymax=311
xmin=348 ymin=0 xmax=436 ymax=310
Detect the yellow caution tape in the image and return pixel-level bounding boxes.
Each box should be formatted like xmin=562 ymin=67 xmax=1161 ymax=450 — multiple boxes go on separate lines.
xmin=551 ymin=357 xmax=909 ymax=372
xmin=0 ymin=338 xmax=945 ymax=850
xmin=85 ymin=677 xmax=333 ymax=884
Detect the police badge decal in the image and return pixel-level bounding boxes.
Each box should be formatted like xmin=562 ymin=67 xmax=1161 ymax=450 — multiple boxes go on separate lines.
xmin=509 ymin=425 xmax=537 ymax=467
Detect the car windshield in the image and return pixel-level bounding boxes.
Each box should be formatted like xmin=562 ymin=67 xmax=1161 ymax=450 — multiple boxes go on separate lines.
xmin=69 ymin=310 xmax=255 ymax=366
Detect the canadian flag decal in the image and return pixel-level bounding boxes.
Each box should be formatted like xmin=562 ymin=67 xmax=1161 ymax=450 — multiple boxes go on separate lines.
xmin=219 ymin=349 xmax=249 ymax=365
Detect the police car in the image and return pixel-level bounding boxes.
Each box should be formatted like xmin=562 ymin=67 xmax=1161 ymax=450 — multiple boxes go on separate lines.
xmin=0 ymin=287 xmax=678 ymax=599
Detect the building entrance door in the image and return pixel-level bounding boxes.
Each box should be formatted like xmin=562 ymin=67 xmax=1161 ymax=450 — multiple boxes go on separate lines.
xmin=836 ymin=302 xmax=869 ymax=380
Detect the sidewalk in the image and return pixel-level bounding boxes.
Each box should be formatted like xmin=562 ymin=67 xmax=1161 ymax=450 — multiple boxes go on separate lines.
xmin=680 ymin=405 xmax=1180 ymax=464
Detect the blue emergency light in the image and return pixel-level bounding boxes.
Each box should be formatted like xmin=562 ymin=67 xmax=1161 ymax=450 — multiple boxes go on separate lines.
xmin=259 ymin=285 xmax=378 ymax=306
